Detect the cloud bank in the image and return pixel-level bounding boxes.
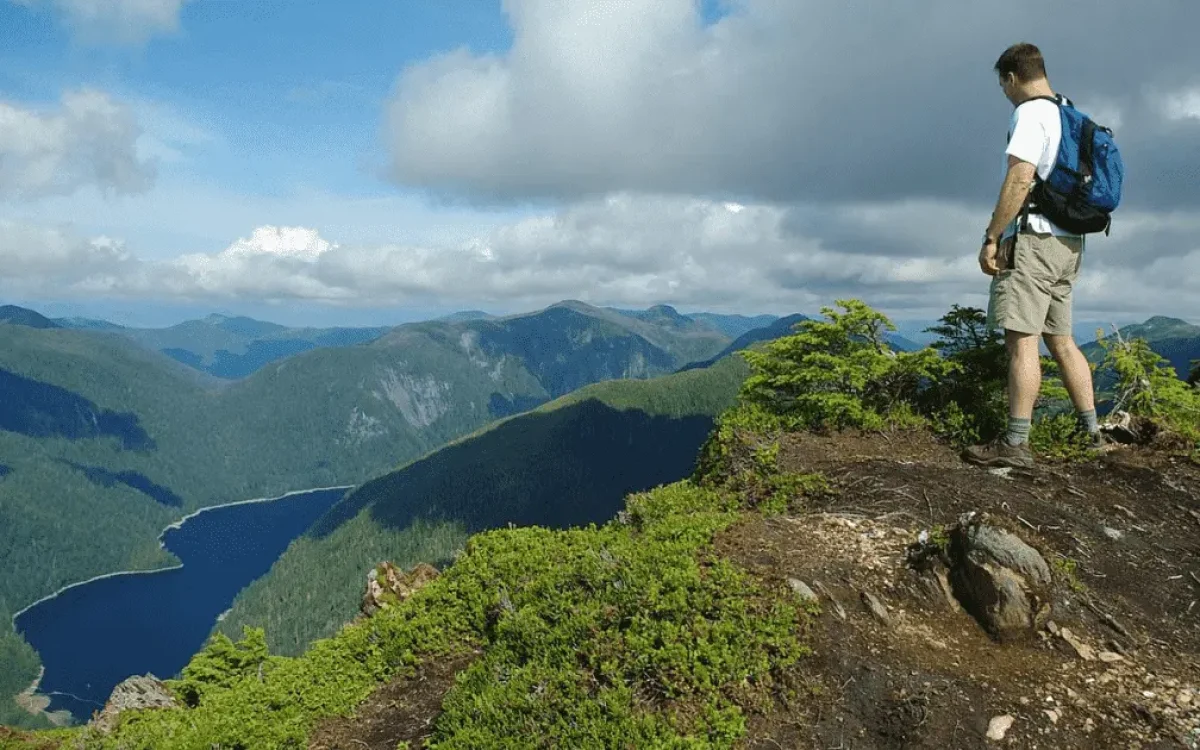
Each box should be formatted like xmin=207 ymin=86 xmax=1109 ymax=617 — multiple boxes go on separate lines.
xmin=382 ymin=0 xmax=1200 ymax=209
xmin=4 ymin=195 xmax=1197 ymax=323
xmin=0 ymin=89 xmax=156 ymax=200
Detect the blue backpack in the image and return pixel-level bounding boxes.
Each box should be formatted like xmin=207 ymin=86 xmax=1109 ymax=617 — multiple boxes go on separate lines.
xmin=1022 ymin=94 xmax=1125 ymax=235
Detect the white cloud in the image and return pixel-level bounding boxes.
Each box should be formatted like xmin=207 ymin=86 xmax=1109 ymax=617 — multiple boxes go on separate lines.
xmin=0 ymin=219 xmax=136 ymax=282
xmin=381 ymin=0 xmax=1200 ymax=208
xmin=1162 ymin=87 xmax=1200 ymax=122
xmin=0 ymin=89 xmax=155 ymax=200
xmin=12 ymin=0 xmax=192 ymax=43
xmin=6 ymin=196 xmax=1198 ymax=324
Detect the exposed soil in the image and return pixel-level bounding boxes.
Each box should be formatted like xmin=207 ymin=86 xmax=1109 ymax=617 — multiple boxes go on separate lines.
xmin=307 ymin=650 xmax=479 ymax=750
xmin=719 ymin=429 xmax=1200 ymax=749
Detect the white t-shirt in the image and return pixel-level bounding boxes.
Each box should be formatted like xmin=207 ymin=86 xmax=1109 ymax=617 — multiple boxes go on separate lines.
xmin=1002 ymin=98 xmax=1079 ymax=239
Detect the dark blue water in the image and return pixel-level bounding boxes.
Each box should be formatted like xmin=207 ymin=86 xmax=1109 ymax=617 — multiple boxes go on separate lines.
xmin=13 ymin=487 xmax=348 ymax=722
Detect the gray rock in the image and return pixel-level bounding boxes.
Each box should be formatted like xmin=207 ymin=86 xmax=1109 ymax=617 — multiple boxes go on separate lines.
xmin=860 ymin=590 xmax=893 ymax=626
xmin=787 ymin=578 xmax=818 ymax=603
xmin=1102 ymin=526 xmax=1124 ymax=541
xmin=89 ymin=675 xmax=177 ymax=734
xmin=948 ymin=517 xmax=1053 ymax=641
xmin=812 ymin=581 xmax=847 ymax=621
xmin=963 ymin=523 xmax=1052 ymax=587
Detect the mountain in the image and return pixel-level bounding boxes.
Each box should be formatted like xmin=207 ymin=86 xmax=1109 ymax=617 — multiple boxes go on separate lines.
xmin=677 ymin=314 xmax=810 ymax=372
xmin=611 ymin=306 xmax=780 ymax=339
xmin=683 ymin=311 xmax=780 ymax=338
xmin=105 ymin=313 xmax=391 ymax=380
xmin=435 ymin=310 xmax=495 ymax=323
xmin=214 ymin=352 xmax=751 ymax=656
xmin=675 ymin=313 xmax=921 ymax=374
xmin=0 ymin=300 xmax=733 ymax=724
xmin=1081 ymin=316 xmax=1200 ymax=383
xmin=0 ymin=306 xmax=59 ymax=330
xmin=52 ymin=317 xmax=126 ymax=331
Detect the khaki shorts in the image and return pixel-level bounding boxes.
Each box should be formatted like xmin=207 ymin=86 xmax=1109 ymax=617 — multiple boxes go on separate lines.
xmin=987 ymin=231 xmax=1083 ymax=336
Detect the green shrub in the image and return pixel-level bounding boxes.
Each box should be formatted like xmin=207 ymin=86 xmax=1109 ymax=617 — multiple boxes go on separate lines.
xmin=1096 ymin=332 xmax=1200 ymax=449
xmin=923 ymin=305 xmax=1008 ymax=446
xmin=739 ymin=299 xmax=957 ymax=432
xmin=170 ymin=627 xmax=271 ymax=707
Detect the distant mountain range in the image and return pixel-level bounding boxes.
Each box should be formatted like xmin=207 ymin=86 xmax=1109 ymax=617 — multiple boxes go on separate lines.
xmin=610 ymin=306 xmax=779 ymax=339
xmin=0 ymin=306 xmax=59 ymax=330
xmin=44 ymin=313 xmax=390 ymax=381
xmin=1 ymin=304 xmax=781 ymax=380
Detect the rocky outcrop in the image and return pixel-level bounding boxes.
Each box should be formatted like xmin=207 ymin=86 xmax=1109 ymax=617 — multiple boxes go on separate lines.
xmin=361 ymin=561 xmax=441 ymax=617
xmin=946 ymin=513 xmax=1053 ymax=642
xmin=89 ymin=675 xmax=177 ymax=734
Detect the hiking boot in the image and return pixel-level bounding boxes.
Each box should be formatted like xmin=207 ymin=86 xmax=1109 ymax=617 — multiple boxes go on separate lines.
xmin=962 ymin=438 xmax=1035 ymax=469
xmin=1084 ymin=429 xmax=1117 ymax=452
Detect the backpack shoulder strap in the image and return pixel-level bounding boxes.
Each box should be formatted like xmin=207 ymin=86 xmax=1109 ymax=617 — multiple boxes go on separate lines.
xmin=1020 ymin=93 xmax=1070 ymax=108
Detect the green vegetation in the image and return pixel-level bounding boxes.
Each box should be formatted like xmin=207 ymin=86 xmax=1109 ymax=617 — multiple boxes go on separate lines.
xmin=694 ymin=402 xmax=833 ymax=514
xmin=16 ymin=477 xmax=806 ymax=749
xmin=0 ymin=302 xmax=731 ymax=726
xmin=216 ymin=354 xmax=750 ymax=657
xmin=718 ymin=300 xmax=1196 ymax=463
xmin=1051 ymin=555 xmax=1087 ymax=594
xmin=1093 ymin=331 xmax=1200 ymax=451
xmin=1080 ymin=316 xmax=1200 ymax=392
xmin=0 ymin=624 xmax=44 ymax=730
xmin=739 ymin=300 xmax=955 ymax=432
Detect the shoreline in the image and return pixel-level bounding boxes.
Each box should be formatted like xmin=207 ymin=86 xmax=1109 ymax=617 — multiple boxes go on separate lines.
xmin=160 ymin=484 xmax=355 ymax=534
xmin=15 ymin=667 xmax=80 ymax=726
xmin=15 ymin=666 xmax=44 ymax=712
xmin=10 ymin=485 xmax=354 ymax=628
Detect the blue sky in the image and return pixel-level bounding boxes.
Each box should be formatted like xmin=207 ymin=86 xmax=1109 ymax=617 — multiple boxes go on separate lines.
xmin=2 ymin=2 xmax=513 ymax=195
xmin=0 ymin=1 xmax=1196 ymax=329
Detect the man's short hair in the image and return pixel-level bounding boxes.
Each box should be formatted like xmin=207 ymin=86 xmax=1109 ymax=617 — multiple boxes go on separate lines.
xmin=994 ymin=43 xmax=1047 ymax=83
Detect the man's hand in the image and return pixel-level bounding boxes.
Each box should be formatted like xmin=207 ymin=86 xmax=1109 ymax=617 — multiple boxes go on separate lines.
xmin=979 ymin=237 xmax=1000 ymax=276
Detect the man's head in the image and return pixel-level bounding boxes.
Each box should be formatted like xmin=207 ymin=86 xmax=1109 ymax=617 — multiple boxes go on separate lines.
xmin=994 ymin=43 xmax=1050 ymax=106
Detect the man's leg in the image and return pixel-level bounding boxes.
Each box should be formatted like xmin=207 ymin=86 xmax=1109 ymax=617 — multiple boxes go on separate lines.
xmin=1042 ymin=234 xmax=1099 ymax=441
xmin=1005 ymin=330 xmax=1043 ymax=443
xmin=963 ymin=327 xmax=1040 ymax=468
xmin=967 ymin=231 xmax=1047 ymax=468
xmin=1043 ymin=334 xmax=1095 ymax=412
xmin=1044 ymin=334 xmax=1101 ymax=438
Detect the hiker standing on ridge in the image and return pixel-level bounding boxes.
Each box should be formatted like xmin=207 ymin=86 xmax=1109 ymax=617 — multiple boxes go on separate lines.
xmin=964 ymin=42 xmax=1124 ymax=469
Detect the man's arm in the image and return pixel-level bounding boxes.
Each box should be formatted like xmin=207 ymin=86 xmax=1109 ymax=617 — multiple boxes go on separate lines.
xmin=978 ymin=155 xmax=1037 ymax=275
xmin=985 ymin=154 xmax=1037 ymax=241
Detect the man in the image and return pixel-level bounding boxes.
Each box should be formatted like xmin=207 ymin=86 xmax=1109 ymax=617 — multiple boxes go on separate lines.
xmin=963 ymin=43 xmax=1104 ymax=469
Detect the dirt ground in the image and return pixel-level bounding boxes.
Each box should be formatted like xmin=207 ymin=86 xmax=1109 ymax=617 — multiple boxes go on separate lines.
xmin=719 ymin=429 xmax=1200 ymax=749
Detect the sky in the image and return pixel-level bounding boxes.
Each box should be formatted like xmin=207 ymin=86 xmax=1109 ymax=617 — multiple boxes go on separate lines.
xmin=0 ymin=0 xmax=1197 ymax=329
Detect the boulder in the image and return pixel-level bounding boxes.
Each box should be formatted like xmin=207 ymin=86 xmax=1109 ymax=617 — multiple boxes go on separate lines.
xmin=947 ymin=514 xmax=1053 ymax=641
xmin=361 ymin=561 xmax=440 ymax=617
xmin=89 ymin=675 xmax=177 ymax=734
